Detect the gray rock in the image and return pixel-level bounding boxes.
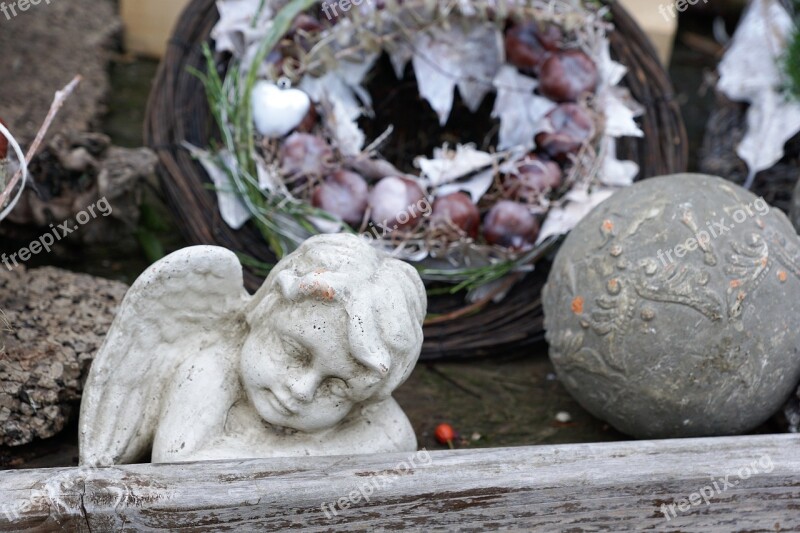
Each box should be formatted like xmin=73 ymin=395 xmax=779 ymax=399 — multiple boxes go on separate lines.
xmin=0 ymin=266 xmax=128 ymax=447
xmin=543 ymin=173 xmax=800 ymax=438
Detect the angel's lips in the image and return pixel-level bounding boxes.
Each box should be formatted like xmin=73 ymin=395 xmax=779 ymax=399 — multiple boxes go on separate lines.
xmin=266 ymin=390 xmax=298 ymax=416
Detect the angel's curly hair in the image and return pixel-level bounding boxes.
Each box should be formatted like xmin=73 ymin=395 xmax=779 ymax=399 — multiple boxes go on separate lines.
xmin=246 ymin=233 xmax=427 ymax=399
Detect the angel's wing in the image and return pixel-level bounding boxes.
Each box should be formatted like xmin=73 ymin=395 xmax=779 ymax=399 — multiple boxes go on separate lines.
xmin=78 ymin=246 xmax=250 ymax=465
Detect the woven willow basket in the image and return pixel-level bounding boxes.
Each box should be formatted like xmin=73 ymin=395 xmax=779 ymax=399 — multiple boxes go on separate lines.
xmin=145 ymin=0 xmax=687 ymax=361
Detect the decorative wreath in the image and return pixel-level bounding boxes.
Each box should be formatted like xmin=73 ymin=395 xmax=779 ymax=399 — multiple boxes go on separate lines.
xmin=192 ymin=0 xmax=644 ymax=298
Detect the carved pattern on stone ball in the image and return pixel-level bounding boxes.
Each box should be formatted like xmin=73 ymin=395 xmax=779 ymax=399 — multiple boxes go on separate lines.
xmin=548 ymin=199 xmax=800 ymax=391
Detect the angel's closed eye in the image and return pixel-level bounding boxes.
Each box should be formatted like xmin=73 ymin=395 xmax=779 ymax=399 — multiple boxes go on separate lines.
xmin=281 ymin=335 xmax=312 ymax=365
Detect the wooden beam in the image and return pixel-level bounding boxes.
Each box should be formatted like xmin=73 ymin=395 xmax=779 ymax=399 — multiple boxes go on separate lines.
xmin=1 ymin=434 xmax=799 ymax=531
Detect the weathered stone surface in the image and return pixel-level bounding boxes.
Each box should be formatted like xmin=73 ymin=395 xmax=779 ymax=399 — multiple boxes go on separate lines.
xmin=543 ymin=173 xmax=800 ymax=439
xmin=0 ymin=266 xmax=127 ymax=447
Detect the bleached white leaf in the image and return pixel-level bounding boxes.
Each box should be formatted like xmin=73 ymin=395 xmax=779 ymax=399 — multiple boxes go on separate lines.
xmin=596 ymin=38 xmax=627 ymax=87
xmin=412 ymin=22 xmax=503 ymax=125
xmin=456 ymin=0 xmax=478 ymax=17
xmin=738 ymin=91 xmax=800 ymax=184
xmin=536 ymin=187 xmax=615 ymax=244
xmin=189 ymin=146 xmax=252 ymax=230
xmin=413 ymin=54 xmax=455 ymax=125
xmin=492 ymin=66 xmax=557 ymax=150
xmin=310 ymin=215 xmax=345 ymax=234
xmin=436 ymin=169 xmax=495 ymax=203
xmin=603 ymin=91 xmax=644 ymax=138
xmin=386 ymin=40 xmax=414 ymax=79
xmin=256 ymin=158 xmax=283 ymax=192
xmin=717 ymin=0 xmax=800 ymax=185
xmin=456 ymin=27 xmax=504 ymax=112
xmin=416 ymin=145 xmax=499 ymax=202
xmin=299 ymin=54 xmax=379 ymax=121
xmin=718 ymin=0 xmax=793 ymax=101
xmin=324 ymin=97 xmax=366 ymax=156
xmin=415 ymin=144 xmax=495 ymax=187
xmin=211 ymin=0 xmax=275 ymax=58
xmin=600 ymin=138 xmax=639 ymax=186
xmin=593 ymin=39 xmax=643 ymax=140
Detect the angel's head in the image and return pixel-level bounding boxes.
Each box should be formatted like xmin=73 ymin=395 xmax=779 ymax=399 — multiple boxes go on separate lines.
xmin=240 ymin=234 xmax=426 ymax=432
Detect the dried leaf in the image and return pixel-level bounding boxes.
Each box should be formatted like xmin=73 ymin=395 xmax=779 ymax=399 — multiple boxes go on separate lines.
xmin=386 ymin=39 xmax=414 ymax=79
xmin=600 ymin=138 xmax=639 ymax=186
xmin=536 ymin=187 xmax=615 ymax=244
xmin=299 ymin=54 xmax=379 ymax=120
xmin=603 ymin=91 xmax=644 ymax=139
xmin=595 ymin=40 xmax=643 ymax=139
xmin=717 ymin=0 xmax=800 ymax=186
xmin=596 ymin=37 xmax=627 ymax=87
xmin=310 ymin=215 xmax=345 ymax=234
xmin=416 ymin=144 xmax=498 ymax=202
xmin=324 ymin=97 xmax=366 ymax=156
xmin=415 ymin=144 xmax=494 ymax=186
xmin=256 ymin=157 xmax=283 ymax=192
xmin=190 ymin=146 xmax=252 ymax=230
xmin=412 ymin=22 xmax=504 ymax=125
xmin=436 ymin=169 xmax=495 ymax=203
xmin=211 ymin=0 xmax=276 ymax=58
xmin=492 ymin=66 xmax=557 ymax=150
xmin=299 ymin=54 xmax=377 ymax=156
xmin=738 ymin=91 xmax=800 ymax=186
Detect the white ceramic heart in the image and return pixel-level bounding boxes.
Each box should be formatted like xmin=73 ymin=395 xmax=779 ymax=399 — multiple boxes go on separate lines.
xmin=252 ymin=81 xmax=312 ymax=138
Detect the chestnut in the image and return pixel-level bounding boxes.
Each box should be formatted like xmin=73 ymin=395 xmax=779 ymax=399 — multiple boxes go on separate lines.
xmin=504 ymin=23 xmax=551 ymax=74
xmin=535 ymin=104 xmax=595 ymax=160
xmin=369 ymin=177 xmax=427 ymax=231
xmin=483 ymin=201 xmax=539 ymax=250
xmin=536 ymin=23 xmax=564 ymax=51
xmin=431 ymin=192 xmax=480 ymax=238
xmin=312 ymin=170 xmax=369 ymax=227
xmin=539 ymin=50 xmax=598 ymax=103
xmin=280 ymin=132 xmax=334 ymax=178
xmin=506 ymin=157 xmax=563 ymax=200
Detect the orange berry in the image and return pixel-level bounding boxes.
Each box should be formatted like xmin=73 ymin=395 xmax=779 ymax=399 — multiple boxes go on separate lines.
xmin=435 ymin=423 xmax=456 ymax=446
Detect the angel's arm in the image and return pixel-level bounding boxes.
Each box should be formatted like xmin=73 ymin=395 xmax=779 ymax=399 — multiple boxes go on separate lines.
xmin=78 ymin=246 xmax=250 ymax=466
xmin=150 ymin=350 xmax=242 ymax=463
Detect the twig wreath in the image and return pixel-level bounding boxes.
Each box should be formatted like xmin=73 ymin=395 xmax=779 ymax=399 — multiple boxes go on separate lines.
xmin=192 ymin=0 xmax=643 ymax=297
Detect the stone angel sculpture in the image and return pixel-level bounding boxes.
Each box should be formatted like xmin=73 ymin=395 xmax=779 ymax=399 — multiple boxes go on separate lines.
xmin=79 ymin=234 xmax=427 ymax=465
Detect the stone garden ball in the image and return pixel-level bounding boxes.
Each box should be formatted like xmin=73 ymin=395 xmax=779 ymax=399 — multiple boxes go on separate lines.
xmin=543 ymin=174 xmax=800 ymax=438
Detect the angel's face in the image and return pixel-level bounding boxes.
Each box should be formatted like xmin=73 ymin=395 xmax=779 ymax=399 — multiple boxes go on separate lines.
xmin=240 ymin=301 xmax=384 ymax=432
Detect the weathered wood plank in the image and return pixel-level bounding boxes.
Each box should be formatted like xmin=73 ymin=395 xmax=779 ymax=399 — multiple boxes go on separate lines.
xmin=1 ymin=434 xmax=798 ymax=531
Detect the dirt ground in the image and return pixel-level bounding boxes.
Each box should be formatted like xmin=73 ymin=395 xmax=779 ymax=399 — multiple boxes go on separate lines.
xmin=0 ymin=0 xmax=118 ymax=144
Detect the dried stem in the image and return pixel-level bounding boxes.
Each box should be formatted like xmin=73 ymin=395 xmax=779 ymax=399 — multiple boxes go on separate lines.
xmin=0 ymin=75 xmax=82 ymax=209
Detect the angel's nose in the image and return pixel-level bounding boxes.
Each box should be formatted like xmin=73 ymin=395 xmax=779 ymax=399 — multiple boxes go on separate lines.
xmin=287 ymin=372 xmax=322 ymax=403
